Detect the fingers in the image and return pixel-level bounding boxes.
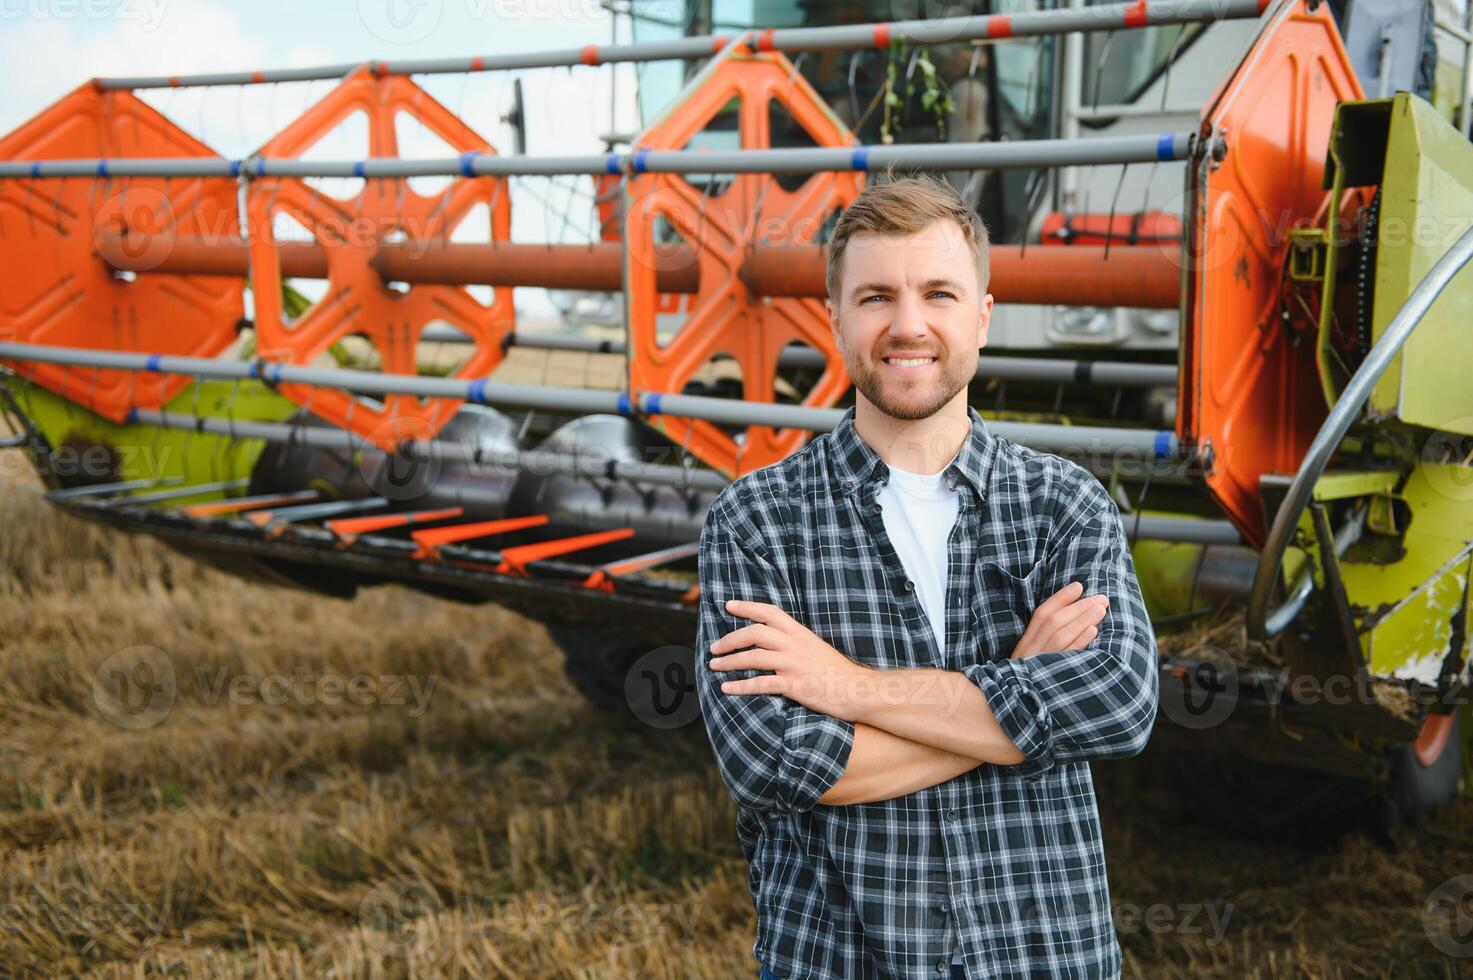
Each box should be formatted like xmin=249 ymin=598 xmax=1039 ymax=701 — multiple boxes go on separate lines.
xmin=1051 ymin=593 xmax=1108 ymax=635
xmin=709 ymin=622 xmax=782 ymax=655
xmin=720 ymin=675 xmax=786 ymax=696
xmin=1016 ymin=592 xmax=1109 ymax=658
xmin=709 ymin=650 xmax=784 ymax=673
xmin=1034 ymin=581 xmax=1086 ymax=618
xmin=725 ymin=599 xmax=797 ymax=632
xmin=1055 ymin=622 xmax=1099 ymax=652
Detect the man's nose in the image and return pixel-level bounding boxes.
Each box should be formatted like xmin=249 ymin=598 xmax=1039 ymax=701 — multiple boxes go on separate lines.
xmin=888 ymin=291 xmax=930 ymax=342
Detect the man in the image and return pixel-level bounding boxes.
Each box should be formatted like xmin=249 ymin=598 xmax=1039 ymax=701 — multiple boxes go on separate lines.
xmin=694 ymin=173 xmax=1159 ymax=979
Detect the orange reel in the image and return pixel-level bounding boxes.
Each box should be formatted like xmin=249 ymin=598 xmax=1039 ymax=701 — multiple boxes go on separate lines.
xmin=624 ymin=39 xmax=862 ymax=478
xmin=247 ymin=67 xmax=514 ymax=451
xmin=0 ymin=83 xmax=242 ymax=422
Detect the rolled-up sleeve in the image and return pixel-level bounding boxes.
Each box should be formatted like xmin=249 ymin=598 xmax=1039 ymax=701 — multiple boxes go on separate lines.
xmin=694 ymin=511 xmax=855 ymax=812
xmin=962 ymin=498 xmax=1159 ymax=781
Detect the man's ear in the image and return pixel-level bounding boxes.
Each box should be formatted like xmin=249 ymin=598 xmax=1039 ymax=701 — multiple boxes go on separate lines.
xmin=826 ymin=296 xmax=844 ymax=354
xmin=977 ymin=292 xmax=994 ymax=351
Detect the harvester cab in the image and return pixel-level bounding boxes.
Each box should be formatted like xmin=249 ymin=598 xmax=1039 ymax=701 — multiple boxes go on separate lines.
xmin=2 ymin=0 xmax=1472 ymax=829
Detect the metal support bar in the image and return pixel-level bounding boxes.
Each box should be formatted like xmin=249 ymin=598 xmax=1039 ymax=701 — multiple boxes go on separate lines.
xmin=90 ymin=0 xmax=1268 ymax=90
xmin=0 ymin=340 xmax=1183 ymax=459
xmin=105 ymin=477 xmax=251 ymax=507
xmin=434 ymin=328 xmax=1181 ymax=386
xmin=1248 ymin=225 xmax=1473 ymax=641
xmin=246 ymin=497 xmax=389 ymax=528
xmin=46 ymin=476 xmax=180 ymax=501
xmin=0 ymin=132 xmax=1193 ymax=181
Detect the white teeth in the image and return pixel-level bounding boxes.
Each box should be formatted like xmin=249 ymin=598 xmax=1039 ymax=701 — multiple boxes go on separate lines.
xmin=885 ymin=357 xmax=934 ymax=367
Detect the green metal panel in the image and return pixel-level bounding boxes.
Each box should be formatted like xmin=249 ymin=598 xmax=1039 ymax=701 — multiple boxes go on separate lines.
xmin=1367 ymin=94 xmax=1473 ymax=433
xmin=1337 ymin=459 xmax=1473 ymax=683
xmin=1 ymin=375 xmax=298 ymax=502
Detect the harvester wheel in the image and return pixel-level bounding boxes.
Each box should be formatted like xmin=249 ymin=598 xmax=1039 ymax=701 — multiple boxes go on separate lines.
xmin=1384 ymin=709 xmax=1464 ymax=826
xmin=1162 ymin=751 xmax=1382 ymax=843
xmin=548 ymin=625 xmax=700 ymax=732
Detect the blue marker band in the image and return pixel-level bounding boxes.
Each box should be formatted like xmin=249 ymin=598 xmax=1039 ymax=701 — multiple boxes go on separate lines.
xmin=30 ymin=162 xmax=41 ymax=178
xmin=616 ymin=392 xmax=632 ymax=415
xmin=605 ymin=153 xmax=621 ymax=175
xmin=851 ymin=147 xmax=870 ymax=172
xmin=459 ymin=152 xmax=477 ymax=178
xmin=96 ymin=160 xmax=109 ymax=178
xmin=229 ymin=159 xmax=241 ymax=178
xmin=632 ymin=149 xmax=650 ymax=174
xmin=645 ymin=392 xmax=663 ymax=416
xmin=145 ymin=355 xmax=161 ymax=372
xmin=126 ymin=407 xmax=139 ymax=424
xmin=467 ymin=378 xmax=486 ymax=404
xmin=247 ymin=362 xmax=259 ymax=380
xmin=353 ymin=160 xmax=366 ymax=179
xmin=1156 ymin=133 xmax=1176 ymax=162
xmin=1153 ymin=430 xmax=1172 ymax=460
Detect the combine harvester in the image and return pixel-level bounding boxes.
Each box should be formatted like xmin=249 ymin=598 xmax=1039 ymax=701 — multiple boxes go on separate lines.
xmin=2 ymin=0 xmax=1472 ymax=830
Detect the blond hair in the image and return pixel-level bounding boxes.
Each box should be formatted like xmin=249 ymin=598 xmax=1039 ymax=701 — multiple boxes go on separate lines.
xmin=825 ymin=169 xmax=990 ymax=302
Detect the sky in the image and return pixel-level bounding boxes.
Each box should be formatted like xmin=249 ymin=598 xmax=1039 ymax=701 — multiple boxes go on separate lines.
xmin=0 ymin=0 xmax=656 ymax=316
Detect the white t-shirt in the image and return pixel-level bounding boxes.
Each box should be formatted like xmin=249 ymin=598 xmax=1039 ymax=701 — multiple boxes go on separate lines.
xmin=877 ymin=457 xmax=960 ymax=656
xmin=876 ymin=455 xmax=965 ymax=968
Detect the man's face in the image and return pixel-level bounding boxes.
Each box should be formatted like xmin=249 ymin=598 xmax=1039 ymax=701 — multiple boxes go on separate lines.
xmin=825 ymin=218 xmax=993 ymax=422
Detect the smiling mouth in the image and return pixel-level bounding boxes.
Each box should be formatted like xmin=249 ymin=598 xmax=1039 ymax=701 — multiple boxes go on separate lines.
xmin=882 ymin=356 xmax=937 ymax=367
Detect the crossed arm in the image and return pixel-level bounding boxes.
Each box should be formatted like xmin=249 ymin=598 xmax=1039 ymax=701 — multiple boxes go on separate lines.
xmin=693 ymin=499 xmax=1159 ymax=810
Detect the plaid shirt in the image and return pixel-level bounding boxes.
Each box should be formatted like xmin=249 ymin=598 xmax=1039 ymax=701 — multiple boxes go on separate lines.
xmin=695 ymin=406 xmax=1159 ymax=979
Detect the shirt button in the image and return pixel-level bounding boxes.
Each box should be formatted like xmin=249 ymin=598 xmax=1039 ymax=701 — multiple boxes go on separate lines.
xmin=936 ymin=960 xmax=949 ymax=974
xmin=904 ymin=580 xmax=916 ymax=592
xmin=946 ymin=808 xmax=959 ymax=822
xmin=939 ymin=900 xmax=952 ymax=914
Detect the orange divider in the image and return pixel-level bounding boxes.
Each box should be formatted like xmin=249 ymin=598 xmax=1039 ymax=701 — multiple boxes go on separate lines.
xmin=411 ymin=514 xmax=548 ymax=560
xmin=328 ymin=506 xmax=464 ymax=544
xmin=496 ymin=528 xmax=636 ymax=577
xmin=183 ymin=490 xmax=318 ymax=518
xmin=582 ymin=541 xmax=699 ymax=592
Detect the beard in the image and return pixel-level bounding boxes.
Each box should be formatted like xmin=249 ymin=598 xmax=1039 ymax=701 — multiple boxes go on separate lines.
xmin=844 ymin=343 xmax=975 ymax=421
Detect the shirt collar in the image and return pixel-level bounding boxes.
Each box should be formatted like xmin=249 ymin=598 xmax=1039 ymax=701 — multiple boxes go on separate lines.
xmin=828 ymin=405 xmax=997 ymax=502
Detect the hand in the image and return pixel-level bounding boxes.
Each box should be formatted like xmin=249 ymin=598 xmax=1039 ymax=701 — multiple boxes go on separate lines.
xmin=1011 ymin=581 xmax=1108 ymax=660
xmin=708 ymin=600 xmax=870 ymax=721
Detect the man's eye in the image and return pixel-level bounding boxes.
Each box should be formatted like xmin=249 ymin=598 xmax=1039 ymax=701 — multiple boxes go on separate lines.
xmin=930 ymin=291 xmax=956 ymax=300
xmin=860 ymin=295 xmax=887 ymax=304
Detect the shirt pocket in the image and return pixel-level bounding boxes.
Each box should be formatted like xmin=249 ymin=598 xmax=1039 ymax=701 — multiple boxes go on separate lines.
xmin=971 ymin=560 xmax=1042 ymax=661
